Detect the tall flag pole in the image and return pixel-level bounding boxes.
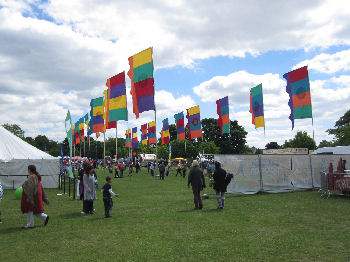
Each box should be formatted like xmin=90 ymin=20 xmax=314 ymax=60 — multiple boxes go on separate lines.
xmin=174 ymin=112 xmax=185 ymax=141
xmin=106 ymin=71 xmax=128 ymax=161
xmin=127 ymin=47 xmax=155 ymax=119
xmin=186 ymin=105 xmax=203 ymax=140
xmin=283 ymin=66 xmax=313 ymax=130
xmin=128 ymin=47 xmax=157 ymax=176
xmin=65 ymin=110 xmax=74 ymax=178
xmin=249 ymin=84 xmax=265 ymax=135
xmin=161 ymin=118 xmax=170 ymax=145
xmin=216 ymin=96 xmax=230 ymax=135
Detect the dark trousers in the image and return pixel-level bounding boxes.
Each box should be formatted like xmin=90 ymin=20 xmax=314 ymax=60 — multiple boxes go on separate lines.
xmin=103 ymin=198 xmax=113 ymax=217
xmin=83 ymin=200 xmax=94 ymax=214
xmin=160 ymin=171 xmax=165 ymax=180
xmin=176 ymin=169 xmax=181 ymax=176
xmin=192 ymin=189 xmax=203 ymax=209
xmin=114 ymin=169 xmax=119 ymax=178
xmin=183 ymin=169 xmax=187 ymax=178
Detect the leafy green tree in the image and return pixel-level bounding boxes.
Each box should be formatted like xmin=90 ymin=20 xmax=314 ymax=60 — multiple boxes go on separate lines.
xmin=2 ymin=124 xmax=25 ymax=138
xmin=318 ymin=140 xmax=334 ymax=148
xmin=283 ymin=131 xmax=316 ymax=150
xmin=201 ymin=118 xmax=247 ymax=154
xmin=327 ymin=109 xmax=350 ymax=146
xmin=197 ymin=141 xmax=220 ymax=155
xmin=265 ymin=142 xmax=280 ymax=149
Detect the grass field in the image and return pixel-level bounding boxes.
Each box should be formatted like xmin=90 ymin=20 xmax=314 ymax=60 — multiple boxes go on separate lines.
xmin=0 ymin=167 xmax=350 ymax=262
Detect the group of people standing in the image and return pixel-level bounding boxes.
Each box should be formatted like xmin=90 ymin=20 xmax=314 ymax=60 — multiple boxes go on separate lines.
xmin=78 ymin=162 xmax=119 ymax=218
xmin=176 ymin=161 xmax=188 ymax=177
xmin=187 ymin=161 xmax=231 ymax=210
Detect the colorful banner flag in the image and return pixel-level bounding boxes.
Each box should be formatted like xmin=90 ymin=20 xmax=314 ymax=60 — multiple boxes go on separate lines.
xmin=249 ymin=85 xmax=264 ymax=129
xmin=161 ymin=118 xmax=170 ymax=145
xmin=90 ymin=97 xmax=105 ymax=133
xmin=78 ymin=116 xmax=85 ymax=143
xmin=174 ymin=112 xmax=185 ymax=141
xmin=168 ymin=142 xmax=171 ymax=162
xmin=283 ymin=66 xmax=312 ymax=129
xmin=103 ymin=89 xmax=117 ymax=130
xmin=64 ymin=110 xmax=73 ymax=178
xmin=141 ymin=124 xmax=148 ymax=146
xmin=127 ymin=47 xmax=155 ymax=118
xmin=132 ymin=127 xmax=138 ymax=149
xmin=125 ymin=129 xmax=132 ymax=148
xmin=148 ymin=121 xmax=157 ymax=145
xmin=186 ymin=105 xmax=202 ymax=140
xmin=106 ymin=72 xmax=128 ymax=122
xmin=216 ymin=96 xmax=230 ymax=134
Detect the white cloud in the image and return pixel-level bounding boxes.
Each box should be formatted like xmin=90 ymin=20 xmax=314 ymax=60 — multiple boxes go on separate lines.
xmin=194 ymin=70 xmax=350 ymax=148
xmin=294 ymin=49 xmax=350 ymax=74
xmin=1 ymin=0 xmax=350 ymax=145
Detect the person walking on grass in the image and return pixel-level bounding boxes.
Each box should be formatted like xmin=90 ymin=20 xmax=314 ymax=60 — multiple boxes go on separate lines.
xmin=213 ymin=161 xmax=228 ymax=209
xmin=21 ymin=165 xmax=50 ymax=229
xmin=150 ymin=162 xmax=155 ymax=176
xmin=159 ymin=162 xmax=165 ymax=180
xmin=176 ymin=161 xmax=182 ymax=176
xmin=82 ymin=165 xmax=96 ymax=215
xmin=102 ymin=176 xmax=119 ymax=218
xmin=182 ymin=162 xmax=188 ymax=178
xmin=187 ymin=160 xmax=206 ymax=210
xmin=114 ymin=162 xmax=119 ymax=178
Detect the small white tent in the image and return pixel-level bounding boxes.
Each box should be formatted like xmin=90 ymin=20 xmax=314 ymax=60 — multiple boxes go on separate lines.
xmin=312 ymin=146 xmax=350 ymax=155
xmin=0 ymin=126 xmax=59 ymax=189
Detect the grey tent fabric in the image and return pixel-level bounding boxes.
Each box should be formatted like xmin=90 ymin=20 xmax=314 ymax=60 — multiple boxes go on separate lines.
xmin=0 ymin=126 xmax=59 ymax=189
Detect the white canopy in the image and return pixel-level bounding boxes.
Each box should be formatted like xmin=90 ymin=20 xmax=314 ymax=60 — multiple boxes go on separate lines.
xmin=0 ymin=126 xmax=59 ymax=189
xmin=0 ymin=126 xmax=55 ymax=162
xmin=312 ymin=146 xmax=350 ymax=155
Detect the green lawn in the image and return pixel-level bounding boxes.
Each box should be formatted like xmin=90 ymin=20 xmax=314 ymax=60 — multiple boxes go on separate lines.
xmin=0 ymin=168 xmax=350 ymax=262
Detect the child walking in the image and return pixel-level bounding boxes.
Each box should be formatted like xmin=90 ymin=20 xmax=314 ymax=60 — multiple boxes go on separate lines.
xmin=102 ymin=176 xmax=119 ymax=218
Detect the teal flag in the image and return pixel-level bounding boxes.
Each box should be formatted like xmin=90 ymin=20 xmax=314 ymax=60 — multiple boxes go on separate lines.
xmin=65 ymin=110 xmax=74 ymax=178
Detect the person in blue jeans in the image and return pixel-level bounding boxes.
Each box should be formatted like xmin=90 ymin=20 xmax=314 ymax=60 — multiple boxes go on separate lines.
xmin=102 ymin=176 xmax=119 ymax=218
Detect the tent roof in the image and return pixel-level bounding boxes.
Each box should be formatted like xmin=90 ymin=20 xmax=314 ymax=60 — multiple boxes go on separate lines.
xmin=0 ymin=126 xmax=56 ymax=161
xmin=312 ymin=145 xmax=350 ymax=155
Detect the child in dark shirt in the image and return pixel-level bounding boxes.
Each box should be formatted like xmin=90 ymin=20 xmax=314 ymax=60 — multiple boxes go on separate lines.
xmin=101 ymin=176 xmax=119 ymax=218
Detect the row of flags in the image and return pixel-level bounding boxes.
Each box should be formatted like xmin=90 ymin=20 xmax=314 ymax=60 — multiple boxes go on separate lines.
xmin=68 ymin=45 xmax=313 ymax=151
xmin=124 ymin=101 xmax=231 ymax=148
xmin=249 ymin=66 xmax=313 ymax=130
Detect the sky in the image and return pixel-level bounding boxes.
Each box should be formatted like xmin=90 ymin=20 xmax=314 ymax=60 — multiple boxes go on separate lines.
xmin=0 ymin=0 xmax=350 ymax=149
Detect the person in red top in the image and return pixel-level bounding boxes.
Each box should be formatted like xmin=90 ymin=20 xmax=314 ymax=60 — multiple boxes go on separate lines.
xmin=21 ymin=165 xmax=50 ymax=229
xmin=114 ymin=162 xmax=119 ymax=178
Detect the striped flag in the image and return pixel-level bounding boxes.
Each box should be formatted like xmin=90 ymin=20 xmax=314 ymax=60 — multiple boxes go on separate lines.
xmin=249 ymin=85 xmax=265 ymax=128
xmin=148 ymin=121 xmax=157 ymax=145
xmin=127 ymin=47 xmax=155 ymax=118
xmin=174 ymin=112 xmax=185 ymax=141
xmin=216 ymin=96 xmax=230 ymax=134
xmin=283 ymin=66 xmax=312 ymax=129
xmin=186 ymin=105 xmax=202 ymax=140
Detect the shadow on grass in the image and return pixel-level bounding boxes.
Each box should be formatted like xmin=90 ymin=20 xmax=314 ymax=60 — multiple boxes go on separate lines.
xmin=0 ymin=226 xmax=25 ymax=234
xmin=176 ymin=209 xmax=199 ymax=213
xmin=58 ymin=212 xmax=84 ymax=219
xmin=202 ymin=208 xmax=222 ymax=213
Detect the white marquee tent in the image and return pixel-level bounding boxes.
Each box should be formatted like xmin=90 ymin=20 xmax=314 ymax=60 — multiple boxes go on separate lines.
xmin=0 ymin=126 xmax=59 ymax=189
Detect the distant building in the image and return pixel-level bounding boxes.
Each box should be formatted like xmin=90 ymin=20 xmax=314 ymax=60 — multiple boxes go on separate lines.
xmin=263 ymin=148 xmax=309 ymax=154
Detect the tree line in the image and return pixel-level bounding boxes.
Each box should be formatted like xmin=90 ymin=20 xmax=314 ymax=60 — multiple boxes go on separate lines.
xmin=2 ymin=109 xmax=349 ymax=159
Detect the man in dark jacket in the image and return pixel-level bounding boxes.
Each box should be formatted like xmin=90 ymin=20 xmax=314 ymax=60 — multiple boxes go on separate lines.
xmin=213 ymin=161 xmax=227 ymax=209
xmin=187 ymin=160 xmax=206 ymax=210
xmin=159 ymin=162 xmax=165 ymax=180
